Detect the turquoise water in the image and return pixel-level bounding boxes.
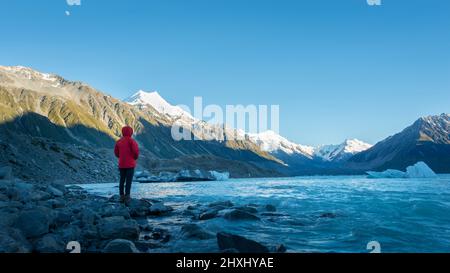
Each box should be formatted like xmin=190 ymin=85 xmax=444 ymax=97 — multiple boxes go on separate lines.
xmin=82 ymin=175 xmax=450 ymax=253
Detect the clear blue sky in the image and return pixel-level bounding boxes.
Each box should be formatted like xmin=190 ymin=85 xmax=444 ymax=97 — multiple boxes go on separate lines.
xmin=0 ymin=0 xmax=449 ymax=146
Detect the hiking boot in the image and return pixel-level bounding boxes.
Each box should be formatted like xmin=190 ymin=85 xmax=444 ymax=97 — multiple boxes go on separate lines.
xmin=124 ymin=195 xmax=132 ymax=206
xmin=119 ymin=195 xmax=126 ymax=203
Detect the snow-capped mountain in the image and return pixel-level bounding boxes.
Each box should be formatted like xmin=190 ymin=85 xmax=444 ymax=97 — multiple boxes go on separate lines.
xmin=248 ymin=131 xmax=371 ymax=162
xmin=314 ymin=139 xmax=373 ymax=162
xmin=124 ymin=90 xmax=193 ymax=119
xmin=0 ymin=66 xmax=281 ymax=181
xmin=248 ymin=130 xmax=315 ymax=158
xmin=349 ymin=113 xmax=450 ymax=173
xmin=0 ymin=65 xmax=59 ymax=83
xmin=123 ymin=90 xmax=372 ymax=165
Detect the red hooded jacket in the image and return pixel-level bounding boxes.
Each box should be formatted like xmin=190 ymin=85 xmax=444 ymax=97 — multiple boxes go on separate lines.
xmin=114 ymin=126 xmax=140 ymax=168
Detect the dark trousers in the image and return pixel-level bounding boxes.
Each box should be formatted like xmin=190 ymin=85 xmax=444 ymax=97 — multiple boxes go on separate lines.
xmin=119 ymin=168 xmax=134 ymax=196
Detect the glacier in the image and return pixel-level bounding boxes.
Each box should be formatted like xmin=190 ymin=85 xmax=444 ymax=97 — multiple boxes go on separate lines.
xmin=367 ymin=161 xmax=438 ymax=179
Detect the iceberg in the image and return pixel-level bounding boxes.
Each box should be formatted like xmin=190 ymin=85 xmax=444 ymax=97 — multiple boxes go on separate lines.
xmin=367 ymin=161 xmax=438 ymax=179
xmin=405 ymin=162 xmax=438 ymax=178
xmin=209 ymin=171 xmax=230 ymax=181
xmin=367 ymin=169 xmax=407 ymax=179
xmin=135 ymin=169 xmax=230 ymax=183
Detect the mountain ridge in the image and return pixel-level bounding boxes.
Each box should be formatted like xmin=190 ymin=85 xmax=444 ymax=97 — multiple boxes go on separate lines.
xmin=347 ymin=113 xmax=450 ymax=173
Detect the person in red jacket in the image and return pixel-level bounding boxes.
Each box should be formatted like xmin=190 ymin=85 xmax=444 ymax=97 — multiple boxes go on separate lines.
xmin=114 ymin=126 xmax=140 ymax=204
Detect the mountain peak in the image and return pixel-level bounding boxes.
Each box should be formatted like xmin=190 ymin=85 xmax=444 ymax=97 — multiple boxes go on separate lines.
xmin=314 ymin=139 xmax=372 ymax=162
xmin=414 ymin=113 xmax=449 ymax=144
xmin=124 ymin=90 xmax=191 ymax=118
xmin=248 ymin=130 xmax=315 ymax=157
xmin=0 ymin=65 xmax=59 ymax=83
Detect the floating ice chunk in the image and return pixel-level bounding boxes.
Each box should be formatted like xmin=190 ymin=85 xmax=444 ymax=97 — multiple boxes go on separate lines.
xmin=209 ymin=171 xmax=230 ymax=181
xmin=367 ymin=169 xmax=407 ymax=179
xmin=406 ymin=162 xmax=438 ymax=178
xmin=367 ymin=161 xmax=437 ymax=179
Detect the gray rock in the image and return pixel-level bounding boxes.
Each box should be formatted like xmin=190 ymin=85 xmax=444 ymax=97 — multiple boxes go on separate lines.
xmin=46 ymin=198 xmax=66 ymax=209
xmin=13 ymin=181 xmax=34 ymax=191
xmin=0 ymin=232 xmax=21 ymax=253
xmin=264 ymin=204 xmax=277 ymax=212
xmin=217 ymin=232 xmax=269 ymax=253
xmin=234 ymin=206 xmax=258 ymax=214
xmin=199 ymin=210 xmax=219 ymax=220
xmin=47 ymin=185 xmax=64 ymax=197
xmin=14 ymin=207 xmax=51 ymax=238
xmin=103 ymin=239 xmax=140 ymax=253
xmin=55 ymin=225 xmax=82 ymax=243
xmin=66 ymin=185 xmax=84 ymax=191
xmin=139 ymin=224 xmax=153 ymax=232
xmin=0 ymin=228 xmax=31 ymax=253
xmin=223 ymin=209 xmax=260 ymax=221
xmin=319 ymin=212 xmax=337 ymax=219
xmin=53 ymin=210 xmax=73 ymax=226
xmin=0 ymin=166 xmax=12 ymax=180
xmin=275 ymin=244 xmax=287 ymax=253
xmin=208 ymin=201 xmax=233 ymax=208
xmin=10 ymin=184 xmax=34 ymax=202
xmin=98 ymin=216 xmax=140 ymax=240
xmin=82 ymin=225 xmax=99 ymax=240
xmin=30 ymin=190 xmax=52 ymax=202
xmin=50 ymin=181 xmax=67 ymax=194
xmin=80 ymin=208 xmax=100 ymax=226
xmin=34 ymin=234 xmax=64 ymax=253
xmin=181 ymin=224 xmax=214 ymax=240
xmin=108 ymin=195 xmax=121 ymax=203
xmin=107 ymin=206 xmax=131 ymax=219
xmin=260 ymin=212 xmax=287 ymax=217
xmin=134 ymin=241 xmax=159 ymax=252
xmin=148 ymin=202 xmax=173 ymax=215
xmin=127 ymin=199 xmax=151 ymax=217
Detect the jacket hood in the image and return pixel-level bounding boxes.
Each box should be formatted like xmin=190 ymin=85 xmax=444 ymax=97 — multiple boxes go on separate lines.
xmin=122 ymin=126 xmax=134 ymax=137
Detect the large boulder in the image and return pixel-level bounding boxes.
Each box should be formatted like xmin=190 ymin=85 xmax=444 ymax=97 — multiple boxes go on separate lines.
xmin=14 ymin=207 xmax=51 ymax=238
xmin=181 ymin=224 xmax=214 ymax=240
xmin=199 ymin=210 xmax=219 ymax=220
xmin=80 ymin=208 xmax=100 ymax=227
xmin=53 ymin=209 xmax=73 ymax=226
xmin=55 ymin=225 xmax=82 ymax=243
xmin=127 ymin=199 xmax=151 ymax=217
xmin=0 ymin=228 xmax=31 ymax=253
xmin=148 ymin=202 xmax=173 ymax=216
xmin=223 ymin=209 xmax=260 ymax=221
xmin=217 ymin=232 xmax=269 ymax=253
xmin=34 ymin=234 xmax=65 ymax=253
xmin=98 ymin=216 xmax=140 ymax=240
xmin=103 ymin=239 xmax=140 ymax=253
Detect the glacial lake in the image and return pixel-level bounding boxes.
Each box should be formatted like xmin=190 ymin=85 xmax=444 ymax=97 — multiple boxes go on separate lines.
xmin=81 ymin=175 xmax=450 ymax=253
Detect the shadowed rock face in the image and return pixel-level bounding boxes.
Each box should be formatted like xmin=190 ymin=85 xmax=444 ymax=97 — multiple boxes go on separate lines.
xmin=217 ymin=232 xmax=269 ymax=253
xmin=347 ymin=114 xmax=450 ymax=173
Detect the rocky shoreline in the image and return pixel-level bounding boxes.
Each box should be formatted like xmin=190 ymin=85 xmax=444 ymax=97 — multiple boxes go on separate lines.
xmin=0 ymin=168 xmax=286 ymax=253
